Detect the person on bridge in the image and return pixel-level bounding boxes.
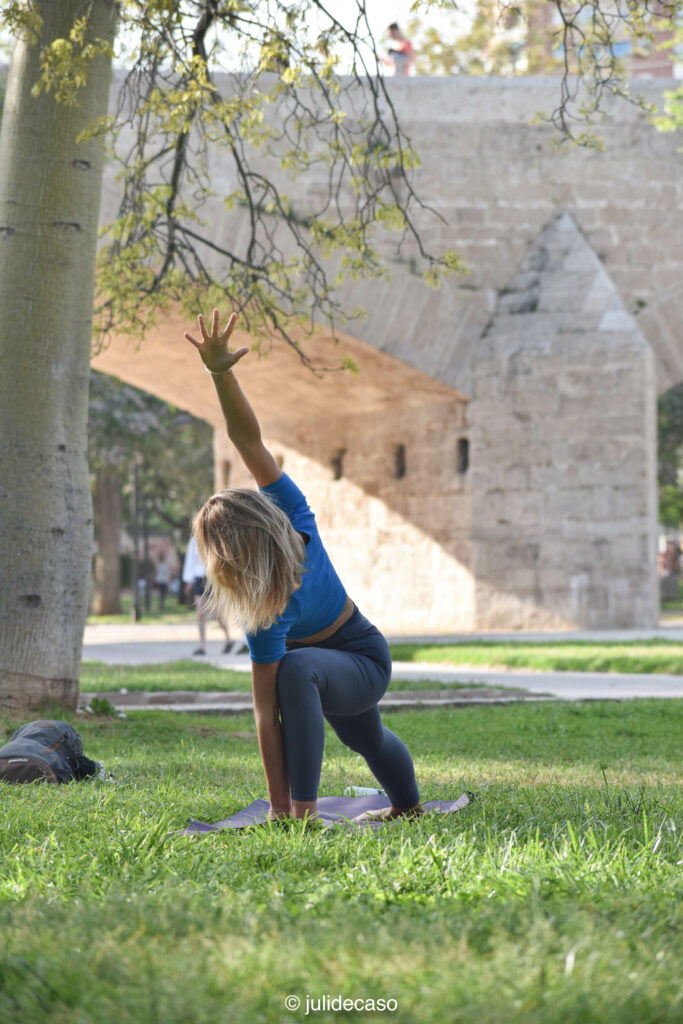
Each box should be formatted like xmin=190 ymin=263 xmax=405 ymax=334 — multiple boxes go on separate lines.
xmin=183 ymin=308 xmax=422 ymax=824
xmin=383 ymin=23 xmax=415 ymax=76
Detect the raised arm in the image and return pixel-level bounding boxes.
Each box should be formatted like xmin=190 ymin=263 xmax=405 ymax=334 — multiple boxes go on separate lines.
xmin=184 ymin=309 xmax=281 ymax=487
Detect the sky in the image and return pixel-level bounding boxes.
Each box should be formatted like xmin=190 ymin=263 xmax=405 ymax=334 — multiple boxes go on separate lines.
xmin=107 ymin=1 xmax=470 ymax=73
xmin=319 ymin=0 xmax=470 ymax=69
xmin=0 ymin=2 xmax=471 ymax=73
xmin=355 ymin=0 xmax=467 ymax=40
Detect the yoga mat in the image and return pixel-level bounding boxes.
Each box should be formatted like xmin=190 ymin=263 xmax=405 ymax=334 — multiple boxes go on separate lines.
xmin=180 ymin=792 xmax=472 ymax=834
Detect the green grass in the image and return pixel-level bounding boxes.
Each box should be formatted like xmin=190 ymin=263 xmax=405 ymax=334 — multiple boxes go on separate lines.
xmin=389 ymin=638 xmax=683 ymax=675
xmin=79 ymin=661 xmax=498 ymax=695
xmin=87 ymin=591 xmax=195 ymax=625
xmin=81 ymin=660 xmax=253 ymax=693
xmin=661 ymin=577 xmax=683 ymax=611
xmin=1 ymin=701 xmax=682 ymax=1023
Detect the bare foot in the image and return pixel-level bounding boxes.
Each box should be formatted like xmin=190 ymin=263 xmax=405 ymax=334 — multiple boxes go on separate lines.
xmin=352 ymin=804 xmax=424 ymax=824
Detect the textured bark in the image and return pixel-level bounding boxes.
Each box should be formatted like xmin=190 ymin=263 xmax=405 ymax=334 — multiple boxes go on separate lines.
xmin=92 ymin=465 xmax=123 ymax=616
xmin=0 ymin=1 xmax=117 ymax=712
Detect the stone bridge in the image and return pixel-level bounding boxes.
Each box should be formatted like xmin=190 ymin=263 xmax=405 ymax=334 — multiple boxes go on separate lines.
xmin=93 ymin=75 xmax=683 ymax=633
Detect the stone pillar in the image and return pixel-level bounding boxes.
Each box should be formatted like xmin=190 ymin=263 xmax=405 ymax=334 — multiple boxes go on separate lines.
xmin=469 ymin=213 xmax=658 ymax=630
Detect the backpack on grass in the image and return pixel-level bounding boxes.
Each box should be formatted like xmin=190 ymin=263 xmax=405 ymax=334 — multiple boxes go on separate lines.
xmin=0 ymin=720 xmax=99 ymax=784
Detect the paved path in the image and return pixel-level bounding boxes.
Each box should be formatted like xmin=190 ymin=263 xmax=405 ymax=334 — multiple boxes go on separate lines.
xmin=81 ymin=622 xmax=683 ymax=710
xmin=80 ymin=686 xmax=555 ymax=715
xmin=388 ymin=665 xmax=683 ymax=700
xmin=84 ymin=620 xmax=683 ymax=656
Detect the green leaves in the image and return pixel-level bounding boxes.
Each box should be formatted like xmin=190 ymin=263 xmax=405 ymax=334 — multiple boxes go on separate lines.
xmin=32 ymin=16 xmax=114 ymax=106
xmin=654 ymin=85 xmax=683 ymax=133
xmin=88 ymin=370 xmax=214 ymax=541
xmin=3 ymin=2 xmax=473 ymax=370
xmin=83 ymin=2 xmax=465 ymax=366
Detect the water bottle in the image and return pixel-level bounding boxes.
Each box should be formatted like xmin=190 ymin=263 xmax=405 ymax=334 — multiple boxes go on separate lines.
xmin=343 ymin=786 xmax=385 ymax=797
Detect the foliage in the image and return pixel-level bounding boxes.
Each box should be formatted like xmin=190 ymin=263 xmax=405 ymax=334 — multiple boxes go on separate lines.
xmin=89 ymin=369 xmax=213 ymax=538
xmin=0 ymin=702 xmax=681 ymax=1022
xmin=86 ymin=591 xmax=197 ymax=622
xmin=84 ymin=696 xmax=121 ymax=716
xmin=411 ymin=0 xmax=560 ymax=76
xmin=410 ymin=0 xmax=682 ymax=143
xmin=659 ymin=484 xmax=683 ymax=530
xmin=655 ymin=78 xmax=683 ymax=132
xmin=658 ymin=384 xmax=683 ymax=528
xmin=0 ymin=0 xmax=465 ymax=368
xmin=653 ymin=93 xmax=683 ymax=522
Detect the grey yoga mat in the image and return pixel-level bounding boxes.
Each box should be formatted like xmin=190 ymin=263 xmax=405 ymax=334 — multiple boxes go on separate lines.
xmin=180 ymin=792 xmax=472 ymax=834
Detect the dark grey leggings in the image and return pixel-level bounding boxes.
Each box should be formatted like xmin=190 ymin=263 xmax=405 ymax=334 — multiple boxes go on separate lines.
xmin=276 ymin=607 xmax=420 ymax=806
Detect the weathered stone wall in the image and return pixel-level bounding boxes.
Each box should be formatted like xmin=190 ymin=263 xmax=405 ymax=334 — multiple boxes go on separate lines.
xmin=469 ymin=213 xmax=659 ymax=629
xmin=96 ymin=75 xmax=677 ymax=632
xmin=127 ymin=74 xmax=682 ymax=397
xmin=329 ymin=77 xmax=683 ymax=397
xmin=214 ymin=392 xmax=474 ymax=635
xmin=100 ymin=75 xmax=683 ymax=396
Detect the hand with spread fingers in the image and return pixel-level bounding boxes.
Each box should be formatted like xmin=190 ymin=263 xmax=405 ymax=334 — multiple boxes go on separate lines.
xmin=184 ymin=308 xmax=250 ymax=375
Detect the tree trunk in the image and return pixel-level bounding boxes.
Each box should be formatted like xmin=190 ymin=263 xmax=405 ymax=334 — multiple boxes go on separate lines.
xmin=0 ymin=1 xmax=117 ymax=712
xmin=92 ymin=465 xmax=123 ymax=616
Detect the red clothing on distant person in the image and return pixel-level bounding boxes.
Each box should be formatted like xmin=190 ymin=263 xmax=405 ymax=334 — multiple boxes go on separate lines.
xmin=391 ymin=38 xmax=414 ymax=60
xmin=386 ymin=24 xmax=415 ymax=76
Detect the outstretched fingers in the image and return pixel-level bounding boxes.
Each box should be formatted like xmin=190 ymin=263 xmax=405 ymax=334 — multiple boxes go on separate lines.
xmin=224 ymin=346 xmax=250 ymax=368
xmin=202 ymin=308 xmax=237 ymax=341
xmin=183 ymin=309 xmax=239 ymax=350
xmin=183 ymin=330 xmax=202 ymax=349
xmin=218 ymin=310 xmax=238 ymax=340
xmin=183 ymin=308 xmax=250 ymax=375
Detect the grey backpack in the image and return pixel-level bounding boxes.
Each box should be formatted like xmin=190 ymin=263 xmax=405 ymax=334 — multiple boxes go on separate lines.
xmin=0 ymin=720 xmax=99 ymax=784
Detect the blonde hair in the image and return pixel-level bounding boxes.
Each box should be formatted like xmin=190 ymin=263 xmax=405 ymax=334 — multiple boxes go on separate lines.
xmin=192 ymin=488 xmax=306 ymax=633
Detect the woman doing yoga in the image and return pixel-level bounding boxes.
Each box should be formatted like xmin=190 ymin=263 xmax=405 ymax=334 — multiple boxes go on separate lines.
xmin=185 ymin=309 xmax=422 ymax=823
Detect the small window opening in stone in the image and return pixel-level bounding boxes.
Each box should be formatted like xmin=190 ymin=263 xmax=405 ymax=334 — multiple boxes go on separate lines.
xmin=457 ymin=437 xmax=469 ymax=474
xmin=220 ymin=460 xmax=232 ymax=489
xmin=276 ymin=453 xmax=285 ymax=469
xmin=331 ymin=447 xmax=346 ymax=480
xmin=394 ymin=443 xmax=407 ymax=479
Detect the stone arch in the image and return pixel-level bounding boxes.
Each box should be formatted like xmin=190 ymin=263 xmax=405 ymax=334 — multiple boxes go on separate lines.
xmin=93 ymin=318 xmax=473 ymax=634
xmin=94 ymin=75 xmax=683 ymax=630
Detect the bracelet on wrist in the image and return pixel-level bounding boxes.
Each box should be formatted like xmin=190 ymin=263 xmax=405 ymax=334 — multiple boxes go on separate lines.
xmin=204 ymin=364 xmax=233 ymax=377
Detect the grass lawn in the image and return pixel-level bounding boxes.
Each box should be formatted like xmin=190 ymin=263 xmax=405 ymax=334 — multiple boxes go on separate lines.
xmin=79 ymin=637 xmax=683 ymax=702
xmin=79 ymin=661 xmax=498 ymax=695
xmin=87 ymin=592 xmax=196 ymax=626
xmin=81 ymin=659 xmax=254 ymax=693
xmin=1 ymin=700 xmax=682 ymax=1023
xmin=388 ymin=638 xmax=683 ymax=675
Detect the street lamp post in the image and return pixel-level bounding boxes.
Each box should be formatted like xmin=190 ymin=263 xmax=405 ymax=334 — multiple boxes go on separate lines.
xmin=130 ymin=457 xmax=142 ymax=622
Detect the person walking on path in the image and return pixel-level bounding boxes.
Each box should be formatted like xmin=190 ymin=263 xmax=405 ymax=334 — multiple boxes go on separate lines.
xmin=153 ymin=551 xmax=171 ymax=612
xmin=182 ymin=534 xmax=233 ymax=656
xmin=184 ymin=309 xmax=423 ymax=824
